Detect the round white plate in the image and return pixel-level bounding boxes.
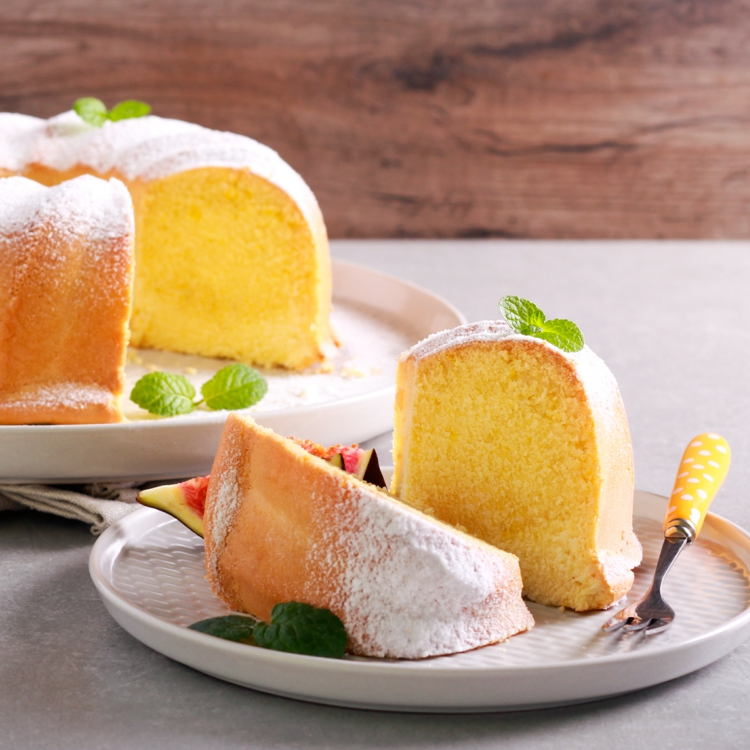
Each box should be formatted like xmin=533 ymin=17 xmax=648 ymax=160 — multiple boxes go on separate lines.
xmin=89 ymin=488 xmax=750 ymax=712
xmin=0 ymin=260 xmax=464 ymax=483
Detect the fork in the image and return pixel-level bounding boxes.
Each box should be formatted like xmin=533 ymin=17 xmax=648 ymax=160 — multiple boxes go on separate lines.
xmin=603 ymin=432 xmax=731 ymax=635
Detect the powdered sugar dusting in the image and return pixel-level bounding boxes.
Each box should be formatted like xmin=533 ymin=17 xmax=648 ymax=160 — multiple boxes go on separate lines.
xmin=311 ymin=483 xmax=530 ymax=659
xmin=0 ymin=174 xmax=133 ymax=244
xmin=205 ymin=429 xmax=243 ymax=586
xmin=0 ymin=111 xmax=322 ymax=231
xmin=0 ymin=383 xmax=112 ymax=411
xmin=404 ymin=320 xmax=621 ymax=423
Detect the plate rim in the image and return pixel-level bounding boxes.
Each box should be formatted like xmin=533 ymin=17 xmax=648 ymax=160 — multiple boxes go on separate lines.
xmin=89 ymin=490 xmax=750 ymax=710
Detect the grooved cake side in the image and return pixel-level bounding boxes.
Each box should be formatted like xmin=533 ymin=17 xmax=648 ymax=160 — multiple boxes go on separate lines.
xmin=0 ymin=175 xmax=134 ymax=424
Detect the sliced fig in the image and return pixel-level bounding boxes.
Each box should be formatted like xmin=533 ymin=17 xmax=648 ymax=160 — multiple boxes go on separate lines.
xmin=137 ymin=475 xmax=209 ymax=537
xmin=355 ymin=448 xmax=387 ymax=489
xmin=326 ymin=453 xmax=344 ymax=470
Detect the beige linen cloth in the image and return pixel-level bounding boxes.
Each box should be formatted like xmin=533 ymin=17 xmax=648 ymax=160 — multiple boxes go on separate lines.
xmin=0 ymin=480 xmax=170 ymax=534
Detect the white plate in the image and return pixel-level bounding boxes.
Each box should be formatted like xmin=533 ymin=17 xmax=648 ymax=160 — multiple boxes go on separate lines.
xmin=89 ymin=488 xmax=750 ymax=712
xmin=0 ymin=260 xmax=464 ymax=483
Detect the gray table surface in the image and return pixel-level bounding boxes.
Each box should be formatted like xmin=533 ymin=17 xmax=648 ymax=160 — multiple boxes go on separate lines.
xmin=2 ymin=241 xmax=748 ymax=749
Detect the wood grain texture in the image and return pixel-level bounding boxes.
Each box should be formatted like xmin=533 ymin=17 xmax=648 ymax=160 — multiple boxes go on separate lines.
xmin=3 ymin=0 xmax=750 ymax=238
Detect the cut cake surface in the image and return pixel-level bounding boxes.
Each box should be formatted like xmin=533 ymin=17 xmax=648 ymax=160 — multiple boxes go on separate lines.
xmin=392 ymin=320 xmax=642 ymax=612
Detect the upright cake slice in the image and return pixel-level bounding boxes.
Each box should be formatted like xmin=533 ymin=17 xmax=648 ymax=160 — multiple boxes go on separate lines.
xmin=0 ymin=175 xmax=134 ymax=424
xmin=392 ymin=321 xmax=642 ymax=611
xmin=203 ymin=414 xmax=534 ymax=659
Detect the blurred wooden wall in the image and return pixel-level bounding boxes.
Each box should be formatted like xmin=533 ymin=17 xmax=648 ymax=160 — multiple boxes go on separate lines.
xmin=3 ymin=0 xmax=750 ymax=238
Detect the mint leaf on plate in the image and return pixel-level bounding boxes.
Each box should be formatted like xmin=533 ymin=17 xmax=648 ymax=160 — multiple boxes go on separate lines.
xmin=253 ymin=602 xmax=348 ymax=658
xmin=188 ymin=615 xmax=257 ymax=643
xmin=499 ymin=295 xmax=584 ymax=353
xmin=108 ymin=99 xmax=151 ymax=121
xmin=73 ymin=97 xmax=108 ymax=127
xmin=201 ymin=364 xmax=268 ymax=411
xmin=130 ymin=372 xmax=196 ymax=416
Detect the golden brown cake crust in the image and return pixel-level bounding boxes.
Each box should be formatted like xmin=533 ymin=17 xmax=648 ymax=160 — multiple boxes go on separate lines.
xmin=204 ymin=414 xmax=534 ymax=659
xmin=0 ymin=175 xmax=134 ymax=424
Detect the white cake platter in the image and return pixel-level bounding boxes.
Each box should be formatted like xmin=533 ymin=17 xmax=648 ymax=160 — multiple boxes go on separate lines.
xmin=0 ymin=260 xmax=464 ymax=483
xmin=89 ymin=488 xmax=750 ymax=713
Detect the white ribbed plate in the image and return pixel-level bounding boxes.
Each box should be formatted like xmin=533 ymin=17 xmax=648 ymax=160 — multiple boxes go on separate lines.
xmin=0 ymin=260 xmax=464 ymax=483
xmin=89 ymin=490 xmax=750 ymax=712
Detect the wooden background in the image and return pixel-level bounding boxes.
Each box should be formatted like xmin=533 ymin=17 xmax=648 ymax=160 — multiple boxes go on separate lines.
xmin=3 ymin=0 xmax=750 ymax=238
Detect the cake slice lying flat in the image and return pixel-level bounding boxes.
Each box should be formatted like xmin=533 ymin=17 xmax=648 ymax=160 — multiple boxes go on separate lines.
xmin=203 ymin=414 xmax=534 ymax=659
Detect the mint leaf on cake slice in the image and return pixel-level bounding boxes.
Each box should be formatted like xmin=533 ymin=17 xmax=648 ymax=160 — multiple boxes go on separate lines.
xmin=499 ymin=296 xmax=584 ymax=353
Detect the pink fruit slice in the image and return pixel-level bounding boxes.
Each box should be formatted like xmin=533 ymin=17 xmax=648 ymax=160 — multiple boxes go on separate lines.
xmin=137 ymin=476 xmax=209 ymax=537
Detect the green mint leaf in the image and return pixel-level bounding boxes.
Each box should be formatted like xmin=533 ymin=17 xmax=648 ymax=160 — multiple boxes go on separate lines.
xmin=188 ymin=615 xmax=257 ymax=643
xmin=499 ymin=295 xmax=546 ymax=335
xmin=201 ymin=364 xmax=268 ymax=411
xmin=73 ymin=97 xmax=108 ymax=127
xmin=130 ymin=372 xmax=196 ymax=416
xmin=499 ymin=295 xmax=584 ymax=353
xmin=536 ymin=318 xmax=584 ymax=353
xmin=108 ymin=99 xmax=151 ymax=122
xmin=253 ymin=602 xmax=348 ymax=659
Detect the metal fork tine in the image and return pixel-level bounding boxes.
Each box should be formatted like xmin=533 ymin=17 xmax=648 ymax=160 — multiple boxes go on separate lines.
xmin=622 ymin=618 xmax=654 ymax=633
xmin=644 ymin=618 xmax=673 ymax=635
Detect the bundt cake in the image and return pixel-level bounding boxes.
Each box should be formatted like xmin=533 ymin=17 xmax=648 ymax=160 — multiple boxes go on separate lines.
xmin=201 ymin=414 xmax=534 ymax=659
xmin=391 ymin=321 xmax=642 ymax=612
xmin=0 ymin=175 xmax=134 ymax=424
xmin=0 ymin=110 xmax=334 ymax=370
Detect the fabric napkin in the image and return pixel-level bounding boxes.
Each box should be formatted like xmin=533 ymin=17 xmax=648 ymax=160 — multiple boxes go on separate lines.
xmin=0 ymin=480 xmax=176 ymax=534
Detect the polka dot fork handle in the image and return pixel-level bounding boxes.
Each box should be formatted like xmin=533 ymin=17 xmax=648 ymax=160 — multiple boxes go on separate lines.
xmin=665 ymin=433 xmax=731 ymax=541
xmin=603 ymin=432 xmax=731 ymax=635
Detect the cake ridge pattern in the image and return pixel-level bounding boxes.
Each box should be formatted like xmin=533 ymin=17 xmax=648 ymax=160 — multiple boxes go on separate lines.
xmin=0 ymin=175 xmax=135 ymax=424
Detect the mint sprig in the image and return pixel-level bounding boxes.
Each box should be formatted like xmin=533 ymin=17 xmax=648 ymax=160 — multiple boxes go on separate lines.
xmin=130 ymin=372 xmax=196 ymax=416
xmin=188 ymin=615 xmax=258 ymax=643
xmin=188 ymin=603 xmax=348 ymax=659
xmin=73 ymin=97 xmax=151 ymax=127
xmin=254 ymin=603 xmax=348 ymax=658
xmin=200 ymin=363 xmax=268 ymax=410
xmin=499 ymin=296 xmax=584 ymax=353
xmin=130 ymin=364 xmax=268 ymax=417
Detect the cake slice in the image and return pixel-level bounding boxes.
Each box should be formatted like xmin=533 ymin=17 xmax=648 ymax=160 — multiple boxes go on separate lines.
xmin=202 ymin=414 xmax=534 ymax=659
xmin=0 ymin=175 xmax=134 ymax=424
xmin=392 ymin=321 xmax=642 ymax=612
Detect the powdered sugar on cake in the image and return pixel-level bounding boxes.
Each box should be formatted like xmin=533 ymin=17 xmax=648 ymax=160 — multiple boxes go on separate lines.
xmin=0 ymin=174 xmax=133 ymax=244
xmin=310 ymin=483 xmax=531 ymax=659
xmin=204 ymin=430 xmax=243 ymax=588
xmin=404 ymin=320 xmax=622 ymax=424
xmin=0 ymin=383 xmax=113 ymax=411
xmin=0 ymin=111 xmax=322 ymax=233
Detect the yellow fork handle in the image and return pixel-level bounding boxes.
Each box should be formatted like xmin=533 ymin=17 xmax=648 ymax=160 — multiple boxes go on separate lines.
xmin=665 ymin=433 xmax=731 ymax=539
